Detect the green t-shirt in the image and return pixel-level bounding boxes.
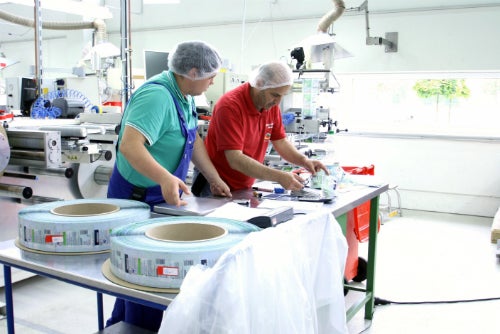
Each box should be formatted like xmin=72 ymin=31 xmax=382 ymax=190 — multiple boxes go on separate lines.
xmin=116 ymin=71 xmax=197 ymax=188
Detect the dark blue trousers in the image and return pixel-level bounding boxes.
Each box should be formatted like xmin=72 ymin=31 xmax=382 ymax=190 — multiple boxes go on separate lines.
xmin=105 ymin=298 xmax=165 ymax=332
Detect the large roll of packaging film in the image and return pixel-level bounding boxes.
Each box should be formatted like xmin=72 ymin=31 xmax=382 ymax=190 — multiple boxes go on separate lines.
xmin=108 ymin=217 xmax=261 ymax=289
xmin=18 ymin=199 xmax=151 ymax=253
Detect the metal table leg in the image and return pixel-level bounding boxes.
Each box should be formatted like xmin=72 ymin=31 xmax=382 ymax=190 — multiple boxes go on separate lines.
xmin=365 ymin=195 xmax=380 ymax=319
xmin=3 ymin=264 xmax=15 ymax=334
xmin=97 ymin=292 xmax=104 ymax=330
xmin=344 ymin=195 xmax=381 ymax=321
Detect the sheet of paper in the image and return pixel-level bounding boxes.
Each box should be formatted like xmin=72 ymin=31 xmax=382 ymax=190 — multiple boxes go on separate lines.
xmin=206 ymin=202 xmax=270 ymax=221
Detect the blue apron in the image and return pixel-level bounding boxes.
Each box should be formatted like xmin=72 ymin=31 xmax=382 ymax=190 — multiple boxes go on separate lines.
xmin=107 ymin=84 xmax=197 ymax=209
xmin=105 ymin=84 xmax=197 ymax=331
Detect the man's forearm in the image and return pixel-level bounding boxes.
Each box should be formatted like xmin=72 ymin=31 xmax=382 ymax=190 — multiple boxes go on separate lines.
xmin=225 ymin=150 xmax=285 ymax=183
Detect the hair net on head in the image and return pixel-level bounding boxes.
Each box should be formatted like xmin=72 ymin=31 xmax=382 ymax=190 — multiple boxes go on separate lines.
xmin=248 ymin=61 xmax=294 ymax=90
xmin=168 ymin=40 xmax=222 ymax=80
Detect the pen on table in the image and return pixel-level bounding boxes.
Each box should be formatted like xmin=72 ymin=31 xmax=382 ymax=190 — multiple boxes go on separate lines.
xmin=252 ymin=186 xmax=274 ymax=192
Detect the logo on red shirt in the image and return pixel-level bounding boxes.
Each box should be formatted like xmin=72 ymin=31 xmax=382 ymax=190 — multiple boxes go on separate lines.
xmin=264 ymin=123 xmax=273 ymax=141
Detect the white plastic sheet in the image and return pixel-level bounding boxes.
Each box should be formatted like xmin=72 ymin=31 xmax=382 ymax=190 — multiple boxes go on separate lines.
xmin=158 ymin=209 xmax=348 ymax=334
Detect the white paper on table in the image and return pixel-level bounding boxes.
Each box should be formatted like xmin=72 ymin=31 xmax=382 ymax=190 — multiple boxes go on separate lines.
xmin=206 ymin=202 xmax=271 ymax=221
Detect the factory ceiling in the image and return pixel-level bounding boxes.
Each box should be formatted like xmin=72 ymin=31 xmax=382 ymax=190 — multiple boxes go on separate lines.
xmin=0 ymin=0 xmax=498 ymax=43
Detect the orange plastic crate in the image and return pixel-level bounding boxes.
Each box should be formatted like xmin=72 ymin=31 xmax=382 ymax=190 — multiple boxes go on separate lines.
xmin=352 ymin=201 xmax=379 ymax=242
xmin=342 ymin=164 xmax=375 ymax=176
xmin=342 ymin=164 xmax=380 ymax=242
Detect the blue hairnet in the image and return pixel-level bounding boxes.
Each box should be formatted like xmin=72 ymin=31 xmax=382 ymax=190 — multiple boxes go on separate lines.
xmin=248 ymin=61 xmax=294 ymax=90
xmin=168 ymin=41 xmax=222 ymax=80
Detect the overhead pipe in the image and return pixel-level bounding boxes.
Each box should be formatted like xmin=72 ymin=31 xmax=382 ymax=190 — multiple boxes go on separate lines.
xmin=292 ymin=0 xmax=347 ymax=71
xmin=316 ymin=0 xmax=398 ymax=53
xmin=0 ymin=9 xmax=111 ymax=49
xmin=0 ymin=9 xmax=96 ymax=31
xmin=317 ymin=0 xmax=346 ymax=33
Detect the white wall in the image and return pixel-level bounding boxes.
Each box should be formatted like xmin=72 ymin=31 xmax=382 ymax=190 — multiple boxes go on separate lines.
xmin=331 ymin=134 xmax=500 ymax=217
xmin=2 ymin=5 xmax=500 ymax=216
xmin=100 ymin=6 xmax=500 ymax=74
xmin=1 ymin=30 xmax=88 ymax=79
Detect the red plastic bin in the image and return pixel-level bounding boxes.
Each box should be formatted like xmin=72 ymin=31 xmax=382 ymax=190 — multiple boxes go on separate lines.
xmin=342 ymin=165 xmax=375 ymax=176
xmin=341 ymin=164 xmax=380 ymax=282
xmin=342 ymin=164 xmax=379 ymax=242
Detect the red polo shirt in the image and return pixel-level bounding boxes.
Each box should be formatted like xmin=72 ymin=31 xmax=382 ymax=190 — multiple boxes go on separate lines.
xmin=205 ymin=82 xmax=286 ymax=190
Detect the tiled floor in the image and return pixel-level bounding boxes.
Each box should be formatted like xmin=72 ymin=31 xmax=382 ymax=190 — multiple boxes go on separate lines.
xmin=1 ymin=209 xmax=499 ymax=334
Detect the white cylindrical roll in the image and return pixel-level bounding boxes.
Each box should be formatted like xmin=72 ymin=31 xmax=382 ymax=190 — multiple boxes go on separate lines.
xmin=18 ymin=199 xmax=151 ymax=253
xmin=108 ymin=217 xmax=260 ymax=289
xmin=0 ymin=126 xmax=10 ymax=176
xmin=77 ymin=162 xmax=114 ymax=199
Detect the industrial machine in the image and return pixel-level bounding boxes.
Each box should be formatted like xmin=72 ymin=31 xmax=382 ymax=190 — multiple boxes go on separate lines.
xmin=205 ymin=71 xmax=248 ymax=111
xmin=5 ymin=77 xmax=37 ymax=116
xmin=281 ymin=71 xmax=340 ymax=140
xmin=0 ymin=112 xmax=121 ymax=204
xmin=0 ymin=112 xmax=121 ymax=288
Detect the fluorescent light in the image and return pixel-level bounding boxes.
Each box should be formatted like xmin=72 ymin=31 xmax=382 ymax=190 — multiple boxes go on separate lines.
xmin=0 ymin=0 xmax=113 ymax=19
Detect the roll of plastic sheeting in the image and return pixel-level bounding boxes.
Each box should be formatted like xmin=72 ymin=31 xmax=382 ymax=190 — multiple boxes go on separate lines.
xmin=18 ymin=199 xmax=151 ymax=253
xmin=108 ymin=217 xmax=260 ymax=289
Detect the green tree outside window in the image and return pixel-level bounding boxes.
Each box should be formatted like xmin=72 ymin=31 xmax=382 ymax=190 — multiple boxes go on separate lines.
xmin=413 ymin=79 xmax=470 ymax=122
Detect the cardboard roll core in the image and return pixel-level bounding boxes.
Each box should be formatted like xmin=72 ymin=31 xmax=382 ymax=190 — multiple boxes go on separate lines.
xmin=50 ymin=203 xmax=120 ymax=217
xmin=146 ymin=223 xmax=227 ymax=243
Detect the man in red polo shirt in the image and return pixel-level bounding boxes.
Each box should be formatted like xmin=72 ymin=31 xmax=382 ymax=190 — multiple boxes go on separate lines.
xmin=197 ymin=61 xmax=327 ymax=193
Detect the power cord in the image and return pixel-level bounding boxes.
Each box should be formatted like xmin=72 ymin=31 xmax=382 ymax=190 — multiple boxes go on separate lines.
xmin=374 ymin=296 xmax=500 ymax=305
xmin=352 ymin=296 xmax=500 ymax=334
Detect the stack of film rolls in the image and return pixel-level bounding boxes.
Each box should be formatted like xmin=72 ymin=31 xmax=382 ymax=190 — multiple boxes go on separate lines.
xmin=17 ymin=199 xmax=150 ymax=253
xmin=105 ymin=216 xmax=261 ymax=290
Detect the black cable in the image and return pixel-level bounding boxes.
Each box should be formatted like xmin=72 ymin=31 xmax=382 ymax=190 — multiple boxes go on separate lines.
xmin=352 ymin=296 xmax=500 ymax=334
xmin=374 ymin=296 xmax=500 ymax=306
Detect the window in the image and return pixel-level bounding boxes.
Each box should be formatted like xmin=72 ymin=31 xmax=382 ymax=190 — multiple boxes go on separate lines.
xmin=330 ymin=72 xmax=500 ymax=138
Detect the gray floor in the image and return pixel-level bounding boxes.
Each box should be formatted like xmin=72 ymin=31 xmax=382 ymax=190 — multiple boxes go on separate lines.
xmin=1 ymin=209 xmax=499 ymax=334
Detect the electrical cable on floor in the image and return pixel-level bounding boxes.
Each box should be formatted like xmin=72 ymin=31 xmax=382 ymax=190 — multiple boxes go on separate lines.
xmin=354 ymin=296 xmax=500 ymax=334
xmin=374 ymin=296 xmax=500 ymax=305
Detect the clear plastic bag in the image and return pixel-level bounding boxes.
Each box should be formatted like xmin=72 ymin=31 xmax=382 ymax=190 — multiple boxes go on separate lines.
xmin=159 ymin=211 xmax=348 ymax=334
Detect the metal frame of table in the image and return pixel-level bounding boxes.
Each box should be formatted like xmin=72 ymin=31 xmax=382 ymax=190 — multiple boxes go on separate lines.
xmin=0 ymin=181 xmax=387 ymax=333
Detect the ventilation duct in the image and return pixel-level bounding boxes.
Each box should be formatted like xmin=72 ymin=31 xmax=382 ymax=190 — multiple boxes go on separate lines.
xmin=317 ymin=0 xmax=345 ymax=33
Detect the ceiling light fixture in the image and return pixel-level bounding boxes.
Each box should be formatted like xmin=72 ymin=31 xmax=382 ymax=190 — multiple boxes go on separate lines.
xmin=0 ymin=0 xmax=113 ymax=19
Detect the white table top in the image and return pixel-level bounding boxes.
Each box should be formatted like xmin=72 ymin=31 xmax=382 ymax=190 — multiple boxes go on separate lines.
xmin=1 ymin=178 xmax=388 ymax=308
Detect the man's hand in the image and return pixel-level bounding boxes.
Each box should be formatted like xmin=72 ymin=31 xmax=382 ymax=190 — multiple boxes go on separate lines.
xmin=277 ymin=172 xmax=305 ymax=191
xmin=209 ymin=177 xmax=232 ymax=198
xmin=303 ymin=159 xmax=329 ymax=176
